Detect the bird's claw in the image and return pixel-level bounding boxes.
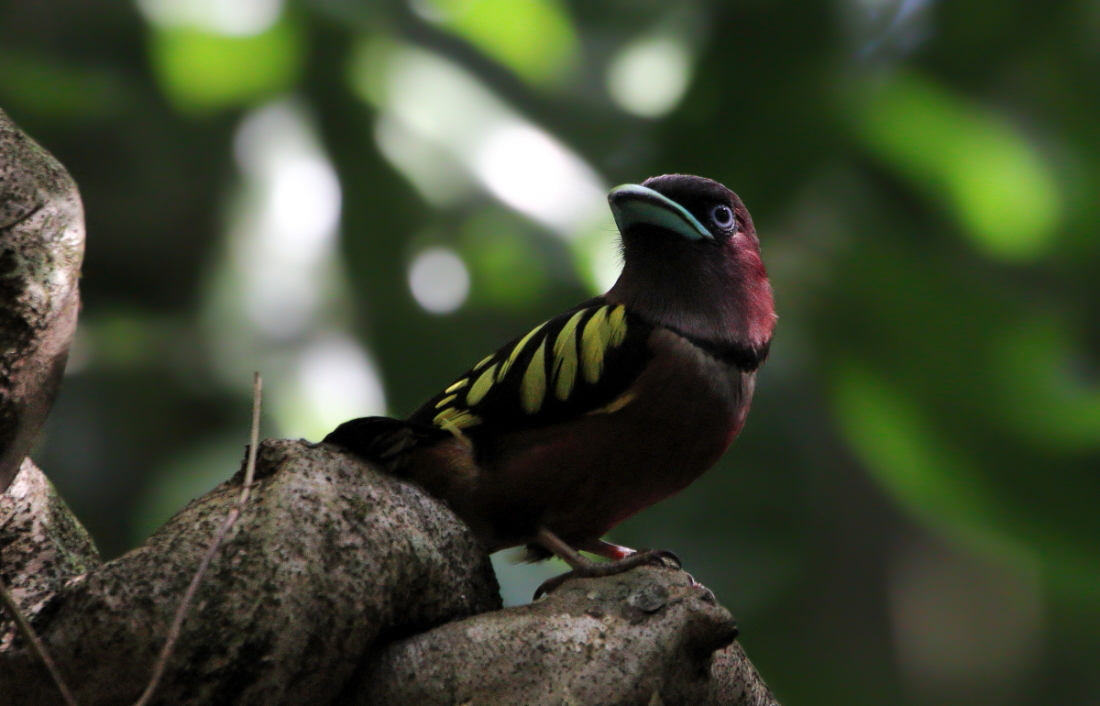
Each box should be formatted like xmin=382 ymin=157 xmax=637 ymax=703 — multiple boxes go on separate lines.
xmin=647 ymin=549 xmax=682 ymax=569
xmin=533 ymin=572 xmax=575 ymax=600
xmin=532 ymin=548 xmax=687 ymax=600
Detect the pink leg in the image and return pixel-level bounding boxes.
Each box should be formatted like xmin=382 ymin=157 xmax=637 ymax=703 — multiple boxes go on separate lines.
xmin=576 ymin=538 xmax=637 ymax=561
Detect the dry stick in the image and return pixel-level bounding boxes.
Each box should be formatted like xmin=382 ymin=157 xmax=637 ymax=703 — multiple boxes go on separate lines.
xmin=133 ymin=372 xmax=264 ymax=706
xmin=0 ymin=577 xmax=80 ymax=706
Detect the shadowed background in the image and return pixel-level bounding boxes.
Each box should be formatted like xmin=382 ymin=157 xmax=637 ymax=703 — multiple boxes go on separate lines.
xmin=1 ymin=0 xmax=1097 ymax=704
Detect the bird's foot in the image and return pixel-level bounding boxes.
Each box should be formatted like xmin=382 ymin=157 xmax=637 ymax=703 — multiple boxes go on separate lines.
xmin=533 ymin=549 xmax=682 ymax=600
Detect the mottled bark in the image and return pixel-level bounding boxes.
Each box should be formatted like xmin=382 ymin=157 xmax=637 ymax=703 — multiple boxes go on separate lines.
xmin=0 ymin=458 xmax=100 ymax=651
xmin=1 ymin=441 xmax=502 ymax=706
xmin=357 ymin=564 xmax=778 ymax=706
xmin=0 ymin=108 xmax=84 ymax=493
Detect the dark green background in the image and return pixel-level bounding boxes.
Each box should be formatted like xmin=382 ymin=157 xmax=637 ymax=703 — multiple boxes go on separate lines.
xmin=2 ymin=0 xmax=1097 ymax=703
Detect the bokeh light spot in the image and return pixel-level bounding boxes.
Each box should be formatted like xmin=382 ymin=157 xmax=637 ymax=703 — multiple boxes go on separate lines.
xmin=475 ymin=124 xmax=604 ymax=235
xmin=231 ymin=100 xmax=343 ymax=339
xmin=136 ymin=0 xmax=283 ymax=36
xmin=409 ymin=246 xmax=471 ymax=314
xmin=606 ymin=36 xmax=692 ymax=118
xmin=268 ymin=156 xmax=342 ymax=257
xmin=351 ymin=41 xmax=607 ymax=239
xmin=294 ymin=335 xmax=387 ymax=434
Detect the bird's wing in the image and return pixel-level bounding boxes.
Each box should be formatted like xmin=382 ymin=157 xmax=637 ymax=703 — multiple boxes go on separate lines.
xmin=408 ymin=300 xmax=654 ymax=441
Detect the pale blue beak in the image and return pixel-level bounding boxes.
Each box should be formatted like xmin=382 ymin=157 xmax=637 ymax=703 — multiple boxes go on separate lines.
xmin=608 ymin=184 xmax=713 ymax=241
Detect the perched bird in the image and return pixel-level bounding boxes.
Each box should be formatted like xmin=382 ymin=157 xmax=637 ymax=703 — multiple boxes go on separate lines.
xmin=326 ymin=174 xmax=775 ymax=591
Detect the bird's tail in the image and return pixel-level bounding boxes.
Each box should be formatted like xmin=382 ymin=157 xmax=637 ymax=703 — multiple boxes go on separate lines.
xmin=323 ymin=416 xmax=449 ymax=474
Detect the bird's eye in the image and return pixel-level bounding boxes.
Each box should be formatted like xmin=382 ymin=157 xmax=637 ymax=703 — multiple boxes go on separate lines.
xmin=710 ymin=205 xmax=735 ymax=231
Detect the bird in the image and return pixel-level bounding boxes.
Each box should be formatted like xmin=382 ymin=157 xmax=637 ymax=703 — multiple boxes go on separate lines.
xmin=325 ymin=174 xmax=775 ymax=594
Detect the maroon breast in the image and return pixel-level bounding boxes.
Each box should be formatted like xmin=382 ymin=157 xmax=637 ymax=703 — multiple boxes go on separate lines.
xmin=473 ymin=329 xmax=752 ymax=551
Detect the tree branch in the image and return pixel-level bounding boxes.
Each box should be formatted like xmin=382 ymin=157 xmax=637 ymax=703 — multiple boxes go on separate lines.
xmin=132 ymin=373 xmax=264 ymax=706
xmin=0 ymin=457 xmax=100 ymax=649
xmin=0 ymin=108 xmax=84 ymax=493
xmin=1 ymin=441 xmax=501 ymax=705
xmin=357 ymin=564 xmax=779 ymax=706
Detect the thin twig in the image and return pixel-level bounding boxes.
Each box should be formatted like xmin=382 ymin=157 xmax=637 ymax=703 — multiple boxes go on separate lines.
xmin=133 ymin=372 xmax=263 ymax=706
xmin=0 ymin=578 xmax=79 ymax=706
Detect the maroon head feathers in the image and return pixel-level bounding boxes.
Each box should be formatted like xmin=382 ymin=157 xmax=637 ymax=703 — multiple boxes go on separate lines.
xmin=606 ymin=174 xmax=775 ymax=358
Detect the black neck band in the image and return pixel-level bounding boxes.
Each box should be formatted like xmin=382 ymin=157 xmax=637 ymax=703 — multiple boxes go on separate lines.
xmin=674 ymin=329 xmax=770 ymax=371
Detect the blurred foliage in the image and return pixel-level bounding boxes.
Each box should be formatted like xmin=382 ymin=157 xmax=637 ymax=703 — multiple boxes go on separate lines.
xmin=418 ymin=0 xmax=578 ymax=86
xmin=1 ymin=0 xmax=1097 ymax=704
xmin=148 ymin=16 xmax=304 ymax=113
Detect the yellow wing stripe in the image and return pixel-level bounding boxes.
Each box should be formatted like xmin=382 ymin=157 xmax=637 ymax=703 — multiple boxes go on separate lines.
xmin=472 ymin=353 xmax=495 ymax=372
xmin=466 ymin=363 xmax=498 ymax=406
xmin=580 ymin=306 xmax=610 ymax=385
xmin=433 ymin=406 xmax=482 ymax=430
xmin=552 ymin=310 xmax=586 ymax=401
xmin=433 ymin=305 xmax=629 ymax=422
xmin=449 ymin=410 xmax=481 ymax=429
xmin=607 ymin=305 xmax=627 ymax=347
xmin=497 ymin=321 xmax=547 ymax=382
xmin=444 ymin=378 xmax=469 ymax=394
xmin=586 ymin=390 xmax=637 ymax=416
xmin=520 ymin=338 xmax=547 ymax=414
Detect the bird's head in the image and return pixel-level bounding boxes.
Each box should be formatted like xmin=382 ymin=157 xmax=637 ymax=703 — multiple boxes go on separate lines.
xmin=606 ymin=174 xmax=775 ymax=353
